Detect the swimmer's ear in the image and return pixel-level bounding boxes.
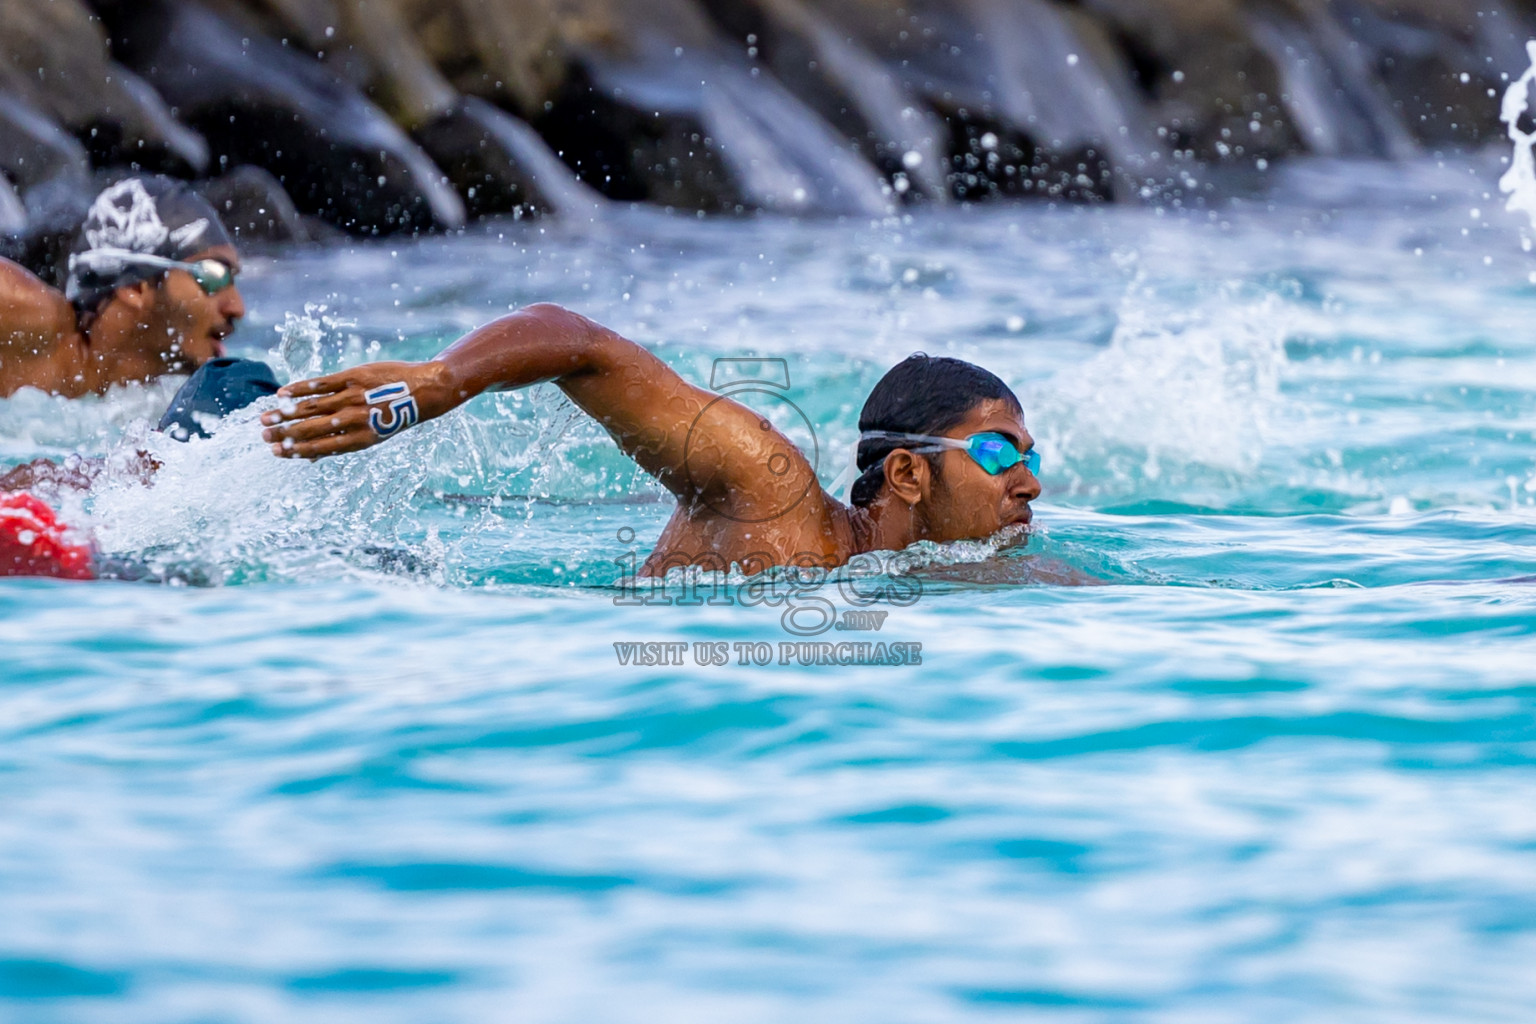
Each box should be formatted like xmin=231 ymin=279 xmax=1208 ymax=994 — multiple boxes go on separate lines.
xmin=881 ymin=449 xmax=929 ymax=506
xmin=112 ymin=280 xmax=155 ymax=312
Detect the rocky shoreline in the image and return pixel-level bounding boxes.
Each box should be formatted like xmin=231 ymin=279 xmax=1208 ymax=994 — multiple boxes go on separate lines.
xmin=3 ymin=0 xmax=1532 ymax=260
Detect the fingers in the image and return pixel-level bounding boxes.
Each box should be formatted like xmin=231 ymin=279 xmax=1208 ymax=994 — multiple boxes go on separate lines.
xmin=263 ymin=405 xmax=370 ymax=445
xmin=261 ymin=390 xmax=356 ymax=426
xmin=277 ymin=373 xmax=351 ymax=399
xmin=277 ymin=362 xmax=415 ymax=400
xmin=265 ymin=362 xmax=423 ymax=460
xmin=270 ymin=427 xmax=380 ymax=460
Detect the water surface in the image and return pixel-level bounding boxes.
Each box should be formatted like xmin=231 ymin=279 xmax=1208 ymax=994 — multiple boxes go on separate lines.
xmin=3 ymin=155 xmax=1536 ymax=1022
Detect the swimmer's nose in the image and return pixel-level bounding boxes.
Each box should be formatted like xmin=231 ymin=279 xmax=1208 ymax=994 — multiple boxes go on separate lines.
xmin=220 ymin=286 xmax=246 ymax=323
xmin=1012 ymin=466 xmax=1041 ymax=503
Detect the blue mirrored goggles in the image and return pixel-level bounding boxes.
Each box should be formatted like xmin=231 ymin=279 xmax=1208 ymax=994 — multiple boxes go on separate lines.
xmin=861 ymin=430 xmax=1040 ymax=476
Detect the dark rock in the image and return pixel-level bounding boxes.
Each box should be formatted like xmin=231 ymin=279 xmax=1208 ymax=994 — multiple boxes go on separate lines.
xmin=0 ymin=89 xmax=92 ymax=196
xmin=191 ymin=0 xmax=589 ymax=223
xmin=397 ymin=0 xmax=568 ymax=117
xmin=1245 ymin=0 xmax=1417 ymax=159
xmin=1081 ymin=0 xmax=1305 ymax=165
xmin=794 ymin=0 xmax=1163 ymax=202
xmin=298 ymin=216 xmax=351 ymax=245
xmin=0 ymin=0 xmax=208 ymax=176
xmin=92 ymin=0 xmax=465 ymax=235
xmin=699 ymin=0 xmax=952 ymax=201
xmin=0 ymin=175 xmax=96 ymax=287
xmin=1330 ymin=0 xmax=1531 ymax=148
xmin=534 ymin=0 xmax=891 ymax=215
xmin=198 ymin=0 xmax=461 ymax=127
xmin=193 ymin=165 xmax=312 ymax=244
xmin=413 ymin=97 xmax=603 ymax=220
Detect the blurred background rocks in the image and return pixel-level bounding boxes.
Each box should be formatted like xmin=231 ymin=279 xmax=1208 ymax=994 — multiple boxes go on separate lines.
xmin=1 ymin=0 xmax=1532 ymax=246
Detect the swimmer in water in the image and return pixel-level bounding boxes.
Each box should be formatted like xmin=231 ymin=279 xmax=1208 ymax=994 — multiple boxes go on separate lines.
xmin=0 ymin=175 xmax=246 ymax=398
xmin=260 ymin=304 xmax=1040 ymax=574
xmin=1 ymin=357 xmax=279 ymax=579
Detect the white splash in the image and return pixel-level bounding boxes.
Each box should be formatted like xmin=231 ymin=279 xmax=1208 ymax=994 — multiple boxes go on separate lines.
xmin=1027 ymin=275 xmax=1293 ymax=498
xmin=0 ymin=377 xmax=183 ymax=457
xmin=1498 ymin=40 xmax=1536 ymax=242
xmin=269 ymin=305 xmax=355 ymax=383
xmin=87 ymin=397 xmax=462 ymax=585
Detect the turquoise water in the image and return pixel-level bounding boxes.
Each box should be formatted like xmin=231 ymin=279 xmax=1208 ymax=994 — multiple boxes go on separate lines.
xmin=5 ymin=155 xmax=1536 ymax=1022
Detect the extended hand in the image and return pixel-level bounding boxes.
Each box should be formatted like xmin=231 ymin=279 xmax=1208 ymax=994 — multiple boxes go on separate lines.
xmin=261 ymin=361 xmax=454 ymax=459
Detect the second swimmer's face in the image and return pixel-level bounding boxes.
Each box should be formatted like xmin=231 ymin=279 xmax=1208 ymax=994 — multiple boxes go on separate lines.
xmin=147 ymin=244 xmax=246 ymax=371
xmin=920 ymin=398 xmax=1041 ymax=543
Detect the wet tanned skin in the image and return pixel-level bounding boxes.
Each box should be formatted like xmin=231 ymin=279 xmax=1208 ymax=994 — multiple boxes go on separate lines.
xmin=261 ymin=303 xmax=1040 ymax=574
xmin=880 ymin=398 xmax=1039 ymax=544
xmin=146 ymin=245 xmax=245 ymax=371
xmin=0 ymin=245 xmax=244 ymax=398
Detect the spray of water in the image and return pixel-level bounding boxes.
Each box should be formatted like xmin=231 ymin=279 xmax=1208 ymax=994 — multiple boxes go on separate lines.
xmin=70 ymin=310 xmax=460 ymax=583
xmin=1026 ymin=273 xmax=1294 ymax=502
xmin=0 ymin=378 xmax=182 ymax=460
xmin=85 ymin=398 xmax=466 ymax=584
xmin=1498 ymin=40 xmax=1536 ymax=246
xmin=269 ymin=304 xmax=361 ymax=383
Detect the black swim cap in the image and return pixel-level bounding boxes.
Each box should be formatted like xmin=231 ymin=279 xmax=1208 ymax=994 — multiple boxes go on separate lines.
xmin=65 ymin=176 xmax=234 ymax=313
xmin=157 ymin=358 xmax=279 ymax=441
xmin=849 ymin=354 xmax=1022 ymax=507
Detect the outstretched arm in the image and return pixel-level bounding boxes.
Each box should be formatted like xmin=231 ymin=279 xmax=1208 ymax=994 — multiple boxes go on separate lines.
xmin=261 ymin=304 xmax=815 ymax=508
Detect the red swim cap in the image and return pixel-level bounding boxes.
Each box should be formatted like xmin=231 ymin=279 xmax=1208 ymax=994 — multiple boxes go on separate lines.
xmin=0 ymin=493 xmax=96 ymax=580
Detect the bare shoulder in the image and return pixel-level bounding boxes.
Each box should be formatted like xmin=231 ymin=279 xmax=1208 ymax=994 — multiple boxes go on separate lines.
xmin=645 ymin=479 xmax=851 ymax=575
xmin=0 ymin=257 xmax=75 ymax=348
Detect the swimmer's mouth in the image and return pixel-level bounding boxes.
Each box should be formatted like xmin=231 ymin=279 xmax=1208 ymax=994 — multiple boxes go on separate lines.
xmin=1006 ymin=507 xmax=1033 ymax=527
xmin=994 ymin=518 xmax=1032 ymax=550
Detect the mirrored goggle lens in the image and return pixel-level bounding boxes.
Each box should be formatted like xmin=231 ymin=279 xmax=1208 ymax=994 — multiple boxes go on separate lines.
xmin=187 ymin=260 xmax=236 ymax=294
xmin=969 ymin=434 xmax=1040 ymax=476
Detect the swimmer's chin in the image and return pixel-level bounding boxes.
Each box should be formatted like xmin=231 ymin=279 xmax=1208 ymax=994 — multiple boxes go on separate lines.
xmin=993 ymin=521 xmax=1033 ymax=549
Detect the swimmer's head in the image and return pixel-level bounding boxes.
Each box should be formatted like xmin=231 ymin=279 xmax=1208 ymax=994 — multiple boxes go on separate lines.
xmin=850 ymin=354 xmax=1039 ymax=540
xmin=66 ymin=176 xmax=245 ymax=375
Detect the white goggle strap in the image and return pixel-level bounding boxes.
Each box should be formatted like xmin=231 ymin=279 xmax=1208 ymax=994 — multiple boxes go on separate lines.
xmin=828 ymin=438 xmax=862 ymax=503
xmin=830 ymin=432 xmax=968 ymax=502
xmin=858 ymin=430 xmax=968 ymax=454
xmin=69 ymin=247 xmax=188 ymax=275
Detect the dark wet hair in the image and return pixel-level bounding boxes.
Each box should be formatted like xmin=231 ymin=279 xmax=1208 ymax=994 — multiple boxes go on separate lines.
xmin=849 ymin=354 xmax=1022 ymax=507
